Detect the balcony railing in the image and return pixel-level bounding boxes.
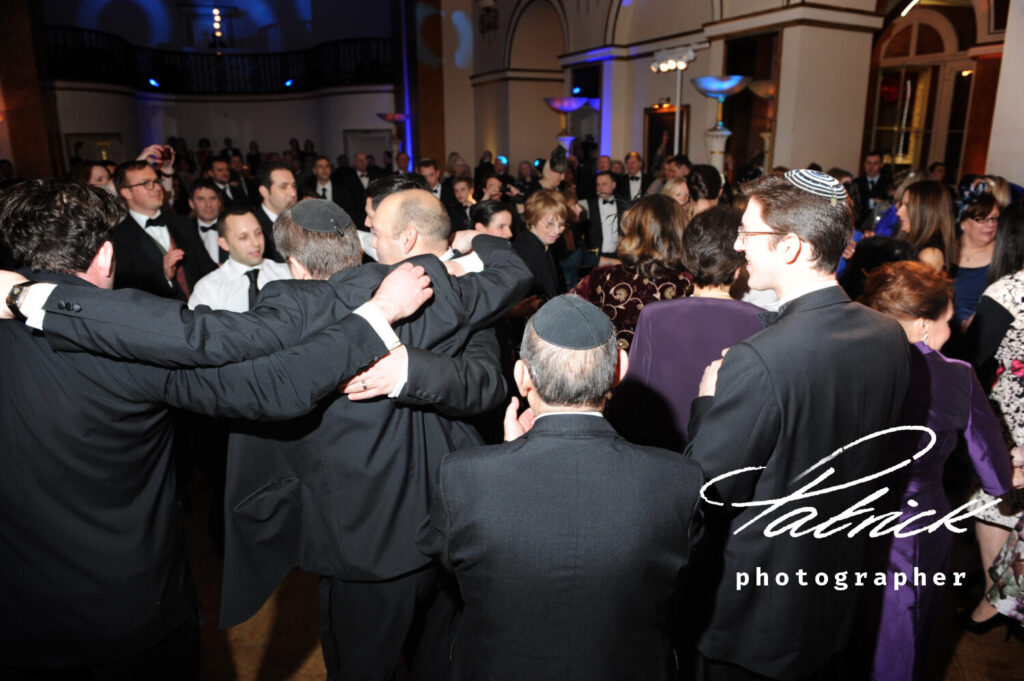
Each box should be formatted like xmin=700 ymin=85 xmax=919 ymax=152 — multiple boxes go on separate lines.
xmin=43 ymin=25 xmax=394 ymax=94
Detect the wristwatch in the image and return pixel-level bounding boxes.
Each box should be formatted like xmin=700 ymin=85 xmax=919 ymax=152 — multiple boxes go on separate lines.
xmin=6 ymin=280 xmax=37 ymax=322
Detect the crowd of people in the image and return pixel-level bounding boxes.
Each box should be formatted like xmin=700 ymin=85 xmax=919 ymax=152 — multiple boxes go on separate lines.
xmin=1 ymin=134 xmax=1024 ymax=681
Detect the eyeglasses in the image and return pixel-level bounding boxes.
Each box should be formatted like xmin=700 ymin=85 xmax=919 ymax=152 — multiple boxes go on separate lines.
xmin=972 ymin=215 xmax=1000 ymax=225
xmin=737 ymin=230 xmax=779 ymax=244
xmin=539 ymin=218 xmax=566 ymax=230
xmin=123 ymin=178 xmax=161 ymax=191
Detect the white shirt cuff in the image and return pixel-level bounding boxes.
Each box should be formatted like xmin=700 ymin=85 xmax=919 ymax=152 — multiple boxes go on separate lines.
xmin=23 ymin=283 xmax=57 ymax=330
xmin=352 ymin=301 xmax=407 ymax=398
xmin=352 ymin=301 xmax=401 ymax=351
xmin=387 ymin=354 xmax=409 ymax=399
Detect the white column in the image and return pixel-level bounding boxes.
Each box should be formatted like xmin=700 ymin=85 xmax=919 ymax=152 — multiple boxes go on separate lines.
xmin=985 ymin=2 xmax=1023 ymax=177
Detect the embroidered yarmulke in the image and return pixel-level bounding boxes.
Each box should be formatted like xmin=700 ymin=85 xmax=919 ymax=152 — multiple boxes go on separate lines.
xmin=783 ymin=169 xmax=848 ymax=206
xmin=532 ymin=295 xmax=613 ymax=350
xmin=290 ymin=199 xmax=352 ymax=235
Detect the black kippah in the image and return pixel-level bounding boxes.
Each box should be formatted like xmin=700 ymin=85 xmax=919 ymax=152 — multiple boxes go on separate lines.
xmin=532 ymin=295 xmax=613 ymax=350
xmin=291 ymin=199 xmax=352 ymax=235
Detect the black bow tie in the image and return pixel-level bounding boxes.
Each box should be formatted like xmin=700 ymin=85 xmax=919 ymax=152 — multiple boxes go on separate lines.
xmin=199 ymin=222 xmax=217 ymax=232
xmin=146 ymin=216 xmax=167 ymax=228
xmin=630 ymin=176 xmax=641 ymax=181
xmin=602 ymin=199 xmax=615 ymax=205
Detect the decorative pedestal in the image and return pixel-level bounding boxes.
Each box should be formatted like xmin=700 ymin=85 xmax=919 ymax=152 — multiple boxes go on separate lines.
xmin=704 ymin=126 xmax=732 ymax=175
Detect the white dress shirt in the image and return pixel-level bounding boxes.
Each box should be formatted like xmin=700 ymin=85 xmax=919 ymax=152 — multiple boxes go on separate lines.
xmin=598 ymin=197 xmax=619 ymax=253
xmin=628 ymin=175 xmax=642 ymax=200
xmin=215 ymin=181 xmax=234 ymax=201
xmin=129 ymin=209 xmax=170 ymax=252
xmin=197 ymin=220 xmax=220 ymax=262
xmin=188 ymin=257 xmax=292 ymax=312
xmin=430 ymin=184 xmax=442 ymax=199
xmin=316 ymin=181 xmax=333 ymax=202
xmin=261 ymin=204 xmax=279 ymax=225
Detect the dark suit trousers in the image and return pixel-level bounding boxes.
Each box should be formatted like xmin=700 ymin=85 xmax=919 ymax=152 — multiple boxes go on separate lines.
xmin=319 ymin=565 xmax=456 ymax=681
xmin=1 ymin=609 xmax=200 ymax=681
xmin=697 ymin=654 xmax=842 ymax=681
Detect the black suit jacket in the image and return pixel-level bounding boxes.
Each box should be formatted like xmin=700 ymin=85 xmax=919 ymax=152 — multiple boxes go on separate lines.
xmin=336 ymin=167 xmax=384 ymax=227
xmin=447 ymin=202 xmax=473 ymax=232
xmin=417 ymin=414 xmax=703 ymax=680
xmin=616 ymin=172 xmax=653 ymax=202
xmin=512 ymin=228 xmax=562 ymax=299
xmin=304 ymin=176 xmax=346 ymax=207
xmin=253 ymin=204 xmax=285 ymax=262
xmin=0 ymin=271 xmax=387 ymax=668
xmin=584 ymin=196 xmax=628 ymax=254
xmin=37 ymin=235 xmax=532 ymax=626
xmin=853 ymin=174 xmax=891 ymax=224
xmin=111 ymin=213 xmax=216 ymax=300
xmin=684 ymin=286 xmax=909 ymax=680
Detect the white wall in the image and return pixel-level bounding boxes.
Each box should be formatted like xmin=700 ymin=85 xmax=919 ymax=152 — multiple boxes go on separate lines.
xmin=985 ymin=0 xmax=1022 ymax=178
xmin=52 ymin=81 xmax=394 ymax=165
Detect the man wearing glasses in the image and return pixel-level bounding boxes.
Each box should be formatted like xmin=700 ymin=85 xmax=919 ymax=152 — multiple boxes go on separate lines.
xmin=685 ymin=170 xmax=910 ymax=681
xmin=111 ymin=160 xmax=215 ymax=300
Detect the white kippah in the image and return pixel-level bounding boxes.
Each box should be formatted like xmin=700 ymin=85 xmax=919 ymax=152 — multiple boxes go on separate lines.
xmin=783 ymin=169 xmax=848 ymax=206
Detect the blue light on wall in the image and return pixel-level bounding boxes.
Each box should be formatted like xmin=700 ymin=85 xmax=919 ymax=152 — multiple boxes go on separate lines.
xmin=284 ymin=79 xmax=294 ymax=87
xmin=571 ymin=86 xmax=581 ymax=95
xmin=148 ymin=78 xmax=160 ymax=87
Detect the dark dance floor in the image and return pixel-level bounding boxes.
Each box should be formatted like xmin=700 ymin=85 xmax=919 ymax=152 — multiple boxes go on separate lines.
xmin=183 ymin=476 xmax=1024 ymax=680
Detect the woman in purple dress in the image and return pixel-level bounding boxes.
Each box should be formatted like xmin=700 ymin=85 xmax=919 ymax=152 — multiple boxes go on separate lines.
xmin=859 ymin=261 xmax=1012 ymax=681
xmin=605 ymin=205 xmax=762 ymax=450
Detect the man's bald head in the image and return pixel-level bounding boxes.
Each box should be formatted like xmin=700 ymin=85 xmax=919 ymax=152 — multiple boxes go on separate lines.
xmin=372 ymin=188 xmax=452 ymax=263
xmin=380 ymin=189 xmax=451 ymax=243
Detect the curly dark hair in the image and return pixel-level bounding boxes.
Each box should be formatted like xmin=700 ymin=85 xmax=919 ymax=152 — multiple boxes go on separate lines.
xmin=616 ymin=194 xmax=686 ymax=278
xmin=0 ymin=178 xmax=124 ymax=272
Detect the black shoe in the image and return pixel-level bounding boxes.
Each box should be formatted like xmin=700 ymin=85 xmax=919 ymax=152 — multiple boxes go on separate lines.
xmin=957 ymin=610 xmax=1015 ymax=640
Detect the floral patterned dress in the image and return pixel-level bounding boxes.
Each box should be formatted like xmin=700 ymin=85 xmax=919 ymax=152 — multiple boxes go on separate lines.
xmin=978 ymin=271 xmax=1024 ymax=624
xmin=571 ymin=264 xmax=693 ymax=350
xmin=970 ymin=270 xmax=1024 ymax=526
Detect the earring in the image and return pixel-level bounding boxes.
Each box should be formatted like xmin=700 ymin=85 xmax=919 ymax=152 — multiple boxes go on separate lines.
xmin=923 ymin=327 xmax=930 ymax=347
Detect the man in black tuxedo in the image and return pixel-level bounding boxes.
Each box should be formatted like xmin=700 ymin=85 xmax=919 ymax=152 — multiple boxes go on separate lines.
xmin=616 ymin=150 xmax=653 ymax=203
xmin=684 ymin=170 xmax=909 ymax=680
xmin=187 ymin=179 xmax=227 ymax=264
xmin=11 ymin=192 xmax=532 ymax=681
xmin=418 ymin=157 xmax=458 ymax=209
xmin=417 ymin=295 xmax=703 ymax=679
xmin=852 ymin=150 xmax=890 ymax=227
xmin=206 ymin=157 xmax=247 ymax=210
xmin=228 ymin=152 xmax=259 ymax=207
xmin=337 ymin=152 xmax=383 ymax=227
xmin=0 ymin=178 xmax=432 ymax=679
xmin=254 ymin=161 xmax=297 ymax=262
xmin=584 ymin=170 xmax=629 ymax=261
xmin=446 ymin=175 xmax=474 ymax=231
xmin=111 ymin=160 xmax=216 ymax=301
xmin=304 ymin=155 xmax=345 ymax=207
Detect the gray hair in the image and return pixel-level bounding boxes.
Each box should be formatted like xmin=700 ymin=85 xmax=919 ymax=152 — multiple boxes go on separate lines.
xmin=273 ymin=209 xmax=362 ymax=279
xmin=519 ymin=319 xmax=618 ymax=408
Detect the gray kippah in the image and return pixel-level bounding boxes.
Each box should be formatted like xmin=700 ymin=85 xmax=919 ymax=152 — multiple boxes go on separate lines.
xmin=532 ymin=295 xmax=613 ymax=350
xmin=290 ymin=199 xmax=352 ymax=235
xmin=783 ymin=169 xmax=848 ymax=206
